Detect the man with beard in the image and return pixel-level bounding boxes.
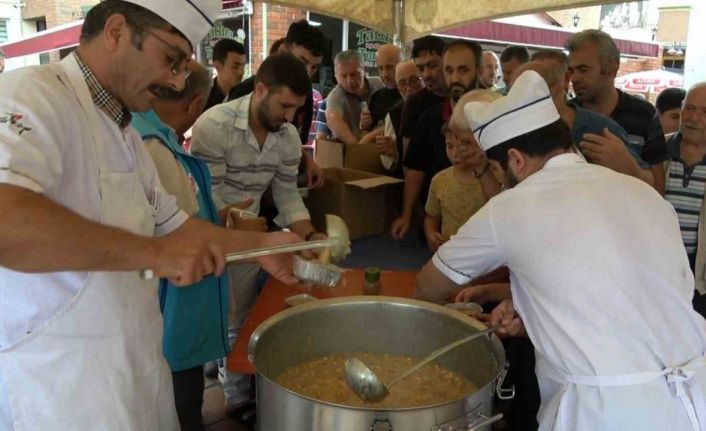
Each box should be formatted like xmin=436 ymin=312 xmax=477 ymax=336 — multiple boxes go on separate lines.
xmin=228 ymin=19 xmax=326 ymax=189
xmin=664 ymin=83 xmax=706 ymax=317
xmin=417 ymin=69 xmax=706 ymax=431
xmin=479 ymin=51 xmax=500 ymax=90
xmin=190 ymin=53 xmax=326 ymax=425
xmin=566 ymin=29 xmax=668 ymax=193
xmin=392 ymin=39 xmax=482 ymax=240
xmin=399 ymin=36 xmax=446 ymax=159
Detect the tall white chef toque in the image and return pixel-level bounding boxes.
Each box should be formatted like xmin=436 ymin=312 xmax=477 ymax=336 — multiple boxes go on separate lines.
xmin=123 ymin=0 xmax=221 ymax=49
xmin=464 ymin=70 xmax=560 ymax=151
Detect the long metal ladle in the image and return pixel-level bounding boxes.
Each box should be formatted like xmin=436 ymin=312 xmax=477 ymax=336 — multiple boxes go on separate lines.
xmin=344 ymin=325 xmax=501 ymax=403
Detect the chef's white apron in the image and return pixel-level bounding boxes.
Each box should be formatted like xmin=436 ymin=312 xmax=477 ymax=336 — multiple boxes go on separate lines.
xmin=537 ymin=352 xmax=706 ymax=431
xmin=0 ymin=55 xmax=179 ymax=430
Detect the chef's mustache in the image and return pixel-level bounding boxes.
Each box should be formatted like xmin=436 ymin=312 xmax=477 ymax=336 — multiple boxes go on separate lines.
xmin=150 ymin=85 xmax=180 ymax=99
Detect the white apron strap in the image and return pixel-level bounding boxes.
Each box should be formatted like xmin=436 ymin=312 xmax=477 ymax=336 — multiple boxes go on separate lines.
xmin=537 ymin=353 xmax=706 ymax=431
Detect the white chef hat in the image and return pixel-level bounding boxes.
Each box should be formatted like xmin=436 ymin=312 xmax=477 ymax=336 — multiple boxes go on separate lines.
xmin=123 ymin=0 xmax=221 ymax=49
xmin=464 ymin=70 xmax=559 ymax=151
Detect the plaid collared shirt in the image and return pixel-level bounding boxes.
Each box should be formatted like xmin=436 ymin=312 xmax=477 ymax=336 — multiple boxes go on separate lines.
xmin=73 ymin=53 xmax=131 ymax=129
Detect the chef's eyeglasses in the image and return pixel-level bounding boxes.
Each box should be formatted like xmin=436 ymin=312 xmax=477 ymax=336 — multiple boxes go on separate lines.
xmin=145 ymin=30 xmax=192 ymax=79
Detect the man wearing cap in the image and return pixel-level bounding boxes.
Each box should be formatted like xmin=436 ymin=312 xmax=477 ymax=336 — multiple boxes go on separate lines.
xmin=0 ymin=1 xmax=303 ymax=429
xmin=416 ymin=70 xmax=706 ymax=430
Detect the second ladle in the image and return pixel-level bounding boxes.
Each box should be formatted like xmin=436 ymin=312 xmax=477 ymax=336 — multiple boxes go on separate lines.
xmin=344 ymin=325 xmax=501 ymax=403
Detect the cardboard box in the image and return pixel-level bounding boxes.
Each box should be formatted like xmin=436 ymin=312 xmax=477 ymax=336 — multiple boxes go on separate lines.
xmin=306 ymin=168 xmax=403 ymax=240
xmin=314 ymin=138 xmax=389 ymax=175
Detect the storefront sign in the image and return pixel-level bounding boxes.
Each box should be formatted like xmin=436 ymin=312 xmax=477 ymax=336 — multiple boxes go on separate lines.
xmin=354 ymin=28 xmax=392 ymax=68
xmin=203 ymin=21 xmax=248 ymax=64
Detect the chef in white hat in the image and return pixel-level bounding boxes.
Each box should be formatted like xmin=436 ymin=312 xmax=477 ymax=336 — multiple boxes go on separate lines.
xmin=0 ymin=1 xmax=305 ymax=430
xmin=416 ymin=70 xmax=706 ymax=431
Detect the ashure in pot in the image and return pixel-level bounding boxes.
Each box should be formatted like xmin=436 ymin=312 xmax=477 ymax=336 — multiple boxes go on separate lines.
xmin=249 ymin=296 xmax=513 ymax=431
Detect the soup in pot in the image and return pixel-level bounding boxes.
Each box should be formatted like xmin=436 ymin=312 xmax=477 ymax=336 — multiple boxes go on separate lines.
xmin=275 ymin=352 xmax=476 ymax=408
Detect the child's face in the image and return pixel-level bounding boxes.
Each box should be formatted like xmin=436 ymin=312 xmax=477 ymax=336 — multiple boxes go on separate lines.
xmin=446 ymin=130 xmax=483 ymax=169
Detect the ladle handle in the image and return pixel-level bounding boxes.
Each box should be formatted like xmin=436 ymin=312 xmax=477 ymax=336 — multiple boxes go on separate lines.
xmin=222 ymin=238 xmax=338 ymax=262
xmin=139 ymin=238 xmax=338 ymax=280
xmin=387 ymin=325 xmax=501 ymax=388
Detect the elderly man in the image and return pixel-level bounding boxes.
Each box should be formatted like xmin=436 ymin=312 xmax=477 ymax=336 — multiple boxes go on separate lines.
xmin=664 ymin=83 xmax=706 ymax=317
xmin=325 ymin=50 xmax=384 ymax=145
xmin=204 ymin=38 xmax=246 ymax=111
xmin=499 ymin=45 xmax=529 ymax=93
xmin=417 ymin=70 xmax=706 ymax=431
xmin=191 ymin=53 xmax=326 ymax=423
xmin=479 ymin=51 xmax=499 ymax=90
xmin=0 ymin=1 xmax=302 ymax=430
xmin=375 ymin=59 xmax=424 ymax=177
xmin=368 ymin=44 xmax=402 ymax=126
xmin=392 ymin=40 xmax=483 ymax=239
xmin=131 ymin=62 xmax=222 ymax=431
xmin=566 ymin=29 xmax=668 ymax=193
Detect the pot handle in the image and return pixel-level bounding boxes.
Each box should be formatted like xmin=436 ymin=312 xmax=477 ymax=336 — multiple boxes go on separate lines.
xmin=466 ymin=413 xmax=503 ymax=431
xmin=495 ymin=361 xmax=515 ymax=400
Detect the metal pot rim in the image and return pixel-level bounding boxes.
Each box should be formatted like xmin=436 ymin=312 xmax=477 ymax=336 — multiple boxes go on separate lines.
xmin=248 ymin=296 xmax=503 ymax=411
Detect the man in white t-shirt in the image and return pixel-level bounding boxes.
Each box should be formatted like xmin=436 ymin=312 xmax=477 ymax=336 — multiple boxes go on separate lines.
xmin=416 ymin=70 xmax=706 ymax=431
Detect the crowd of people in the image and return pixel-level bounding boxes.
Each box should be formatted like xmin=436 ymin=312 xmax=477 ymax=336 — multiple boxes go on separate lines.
xmin=1 ymin=0 xmax=706 ymax=430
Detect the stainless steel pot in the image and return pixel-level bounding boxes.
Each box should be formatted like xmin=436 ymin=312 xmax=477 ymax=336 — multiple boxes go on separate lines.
xmin=249 ymin=296 xmax=513 ymax=431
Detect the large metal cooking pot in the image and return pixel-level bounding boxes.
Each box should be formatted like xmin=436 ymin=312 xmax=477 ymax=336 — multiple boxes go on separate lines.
xmin=249 ymin=296 xmax=513 ymax=431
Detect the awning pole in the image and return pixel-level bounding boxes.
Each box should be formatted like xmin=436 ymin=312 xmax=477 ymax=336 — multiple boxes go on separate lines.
xmin=393 ymin=0 xmax=404 ymax=49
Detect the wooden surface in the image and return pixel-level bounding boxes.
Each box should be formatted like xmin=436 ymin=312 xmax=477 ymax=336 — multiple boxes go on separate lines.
xmin=227 ymin=269 xmax=417 ymax=374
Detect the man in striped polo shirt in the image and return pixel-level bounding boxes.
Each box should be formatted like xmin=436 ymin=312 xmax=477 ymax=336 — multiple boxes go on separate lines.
xmin=665 ymin=82 xmax=706 ymax=316
xmin=191 ymin=53 xmax=327 ymax=424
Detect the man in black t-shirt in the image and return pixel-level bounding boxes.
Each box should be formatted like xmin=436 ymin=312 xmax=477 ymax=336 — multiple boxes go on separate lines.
xmin=204 ymin=39 xmax=246 ymax=112
xmin=391 ymin=39 xmax=482 ymax=239
xmin=398 ymin=36 xmax=447 ymax=158
xmin=227 ymin=20 xmax=327 ymax=189
xmin=368 ymin=44 xmax=402 ymax=126
xmin=566 ymin=29 xmax=668 ymax=193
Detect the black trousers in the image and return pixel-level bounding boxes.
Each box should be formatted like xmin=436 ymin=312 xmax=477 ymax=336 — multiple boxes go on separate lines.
xmin=173 ymin=366 xmax=205 ymax=431
xmin=501 ymin=337 xmax=541 ymax=431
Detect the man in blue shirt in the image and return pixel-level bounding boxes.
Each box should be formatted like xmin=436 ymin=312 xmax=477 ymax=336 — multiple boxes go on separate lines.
xmin=131 ymin=62 xmax=240 ymax=431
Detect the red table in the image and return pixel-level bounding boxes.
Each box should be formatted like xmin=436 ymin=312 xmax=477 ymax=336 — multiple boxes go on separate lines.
xmin=227 ymin=269 xmax=417 ymax=374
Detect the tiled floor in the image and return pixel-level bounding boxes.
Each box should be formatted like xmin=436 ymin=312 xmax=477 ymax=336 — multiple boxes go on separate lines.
xmin=202 ymin=377 xmax=250 ymax=431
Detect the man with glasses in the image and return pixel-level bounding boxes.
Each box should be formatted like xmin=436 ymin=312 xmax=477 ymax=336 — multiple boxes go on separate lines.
xmin=375 ymin=59 xmax=423 ymax=177
xmin=0 ymin=1 xmax=303 ymax=430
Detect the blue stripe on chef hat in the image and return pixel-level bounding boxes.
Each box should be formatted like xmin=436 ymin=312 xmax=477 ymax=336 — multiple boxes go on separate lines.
xmin=124 ymin=0 xmax=221 ymax=49
xmin=464 ymin=70 xmax=560 ymax=152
